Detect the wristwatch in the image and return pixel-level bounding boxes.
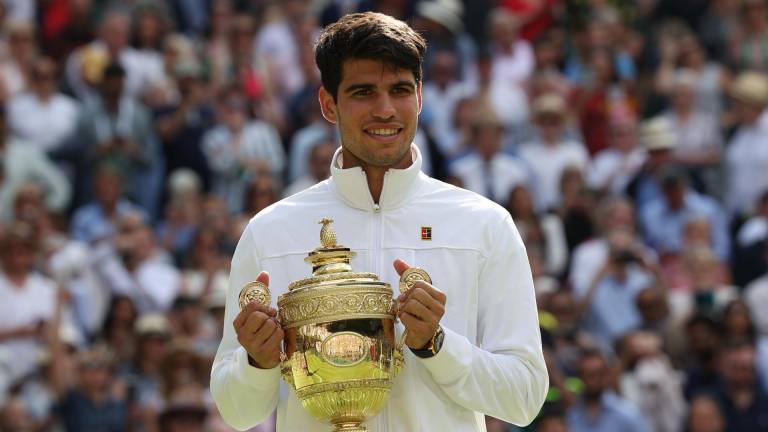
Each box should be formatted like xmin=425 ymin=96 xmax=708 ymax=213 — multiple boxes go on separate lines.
xmin=410 ymin=326 xmax=444 ymax=358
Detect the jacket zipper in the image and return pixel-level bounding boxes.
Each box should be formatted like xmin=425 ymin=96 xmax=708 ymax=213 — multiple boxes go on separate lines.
xmin=373 ymin=176 xmax=386 ymax=432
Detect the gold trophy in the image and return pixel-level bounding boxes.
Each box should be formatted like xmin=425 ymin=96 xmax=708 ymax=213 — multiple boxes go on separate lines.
xmin=239 ymin=218 xmax=430 ymax=432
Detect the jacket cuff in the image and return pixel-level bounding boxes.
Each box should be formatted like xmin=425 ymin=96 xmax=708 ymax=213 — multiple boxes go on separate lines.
xmin=418 ymin=326 xmax=473 ymax=384
xmin=234 ymin=347 xmax=281 ymax=390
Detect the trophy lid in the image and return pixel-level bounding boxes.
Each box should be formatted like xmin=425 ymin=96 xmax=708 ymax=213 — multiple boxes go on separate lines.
xmin=288 ymin=218 xmax=379 ymax=291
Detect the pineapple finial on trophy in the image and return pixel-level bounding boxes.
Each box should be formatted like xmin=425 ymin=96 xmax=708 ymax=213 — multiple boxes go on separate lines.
xmin=319 ymin=218 xmax=337 ymax=248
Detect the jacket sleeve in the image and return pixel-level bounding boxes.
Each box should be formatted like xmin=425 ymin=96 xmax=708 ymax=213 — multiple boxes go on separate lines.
xmin=418 ymin=213 xmax=548 ymax=426
xmin=210 ymin=223 xmax=281 ymax=431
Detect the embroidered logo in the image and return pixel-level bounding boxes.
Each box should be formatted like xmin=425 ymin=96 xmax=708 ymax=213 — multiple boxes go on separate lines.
xmin=421 ymin=226 xmax=432 ymax=241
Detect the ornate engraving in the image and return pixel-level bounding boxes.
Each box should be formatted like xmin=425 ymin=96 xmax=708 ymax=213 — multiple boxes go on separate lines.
xmin=239 ymin=281 xmax=271 ymax=308
xmin=399 ymin=268 xmax=432 ymax=294
xmin=279 ymin=288 xmax=393 ymax=328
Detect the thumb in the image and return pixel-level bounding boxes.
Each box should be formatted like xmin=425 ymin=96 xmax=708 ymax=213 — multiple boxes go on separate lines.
xmin=393 ymin=259 xmax=411 ymax=277
xmin=256 ymin=271 xmax=270 ymax=287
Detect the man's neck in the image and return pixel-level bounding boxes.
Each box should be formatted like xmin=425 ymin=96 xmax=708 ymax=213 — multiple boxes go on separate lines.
xmin=340 ymin=148 xmax=412 ymax=204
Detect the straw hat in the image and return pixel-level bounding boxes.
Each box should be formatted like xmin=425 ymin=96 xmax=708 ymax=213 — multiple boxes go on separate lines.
xmin=730 ymin=72 xmax=768 ymax=107
xmin=639 ymin=117 xmax=675 ymax=151
xmin=416 ymin=0 xmax=464 ymax=35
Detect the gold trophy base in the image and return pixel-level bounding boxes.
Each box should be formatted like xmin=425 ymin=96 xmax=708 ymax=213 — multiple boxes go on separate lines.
xmin=333 ymin=423 xmax=367 ymax=432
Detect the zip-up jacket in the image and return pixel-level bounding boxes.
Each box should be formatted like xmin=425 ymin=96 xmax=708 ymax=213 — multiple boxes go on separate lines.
xmin=211 ymin=146 xmax=548 ymax=431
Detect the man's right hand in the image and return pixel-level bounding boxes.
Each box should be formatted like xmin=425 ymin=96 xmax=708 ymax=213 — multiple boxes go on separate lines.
xmin=233 ymin=271 xmax=284 ymax=369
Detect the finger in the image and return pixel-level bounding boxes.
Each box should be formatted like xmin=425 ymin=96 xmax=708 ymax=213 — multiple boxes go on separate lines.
xmin=256 ymin=271 xmax=270 ymax=287
xmin=399 ymin=312 xmax=432 ymax=338
xmin=399 ymin=297 xmax=437 ymax=323
xmin=241 ymin=310 xmax=271 ymax=335
xmin=411 ymin=281 xmax=447 ymax=305
xmin=408 ymin=287 xmax=447 ymax=317
xmin=264 ymin=326 xmax=284 ymax=351
xmin=252 ymin=319 xmax=279 ymax=347
xmin=233 ymin=302 xmax=275 ymax=329
xmin=393 ymin=259 xmax=411 ymax=277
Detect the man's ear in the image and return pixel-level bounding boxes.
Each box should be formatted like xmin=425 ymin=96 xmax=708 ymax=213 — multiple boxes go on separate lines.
xmin=416 ymin=83 xmax=423 ymax=115
xmin=319 ymin=86 xmax=337 ymax=124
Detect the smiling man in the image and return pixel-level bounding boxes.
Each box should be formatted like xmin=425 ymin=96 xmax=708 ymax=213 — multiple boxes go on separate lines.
xmin=211 ymin=12 xmax=547 ymax=432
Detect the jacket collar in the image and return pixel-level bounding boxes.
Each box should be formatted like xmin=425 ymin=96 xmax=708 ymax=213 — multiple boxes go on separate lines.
xmin=329 ymin=144 xmax=424 ymax=211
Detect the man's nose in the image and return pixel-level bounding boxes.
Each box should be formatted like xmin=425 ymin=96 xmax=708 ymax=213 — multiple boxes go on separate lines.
xmin=371 ymin=94 xmax=396 ymax=119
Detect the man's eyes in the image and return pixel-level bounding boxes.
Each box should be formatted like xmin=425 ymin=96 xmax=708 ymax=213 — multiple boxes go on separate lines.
xmin=352 ymin=87 xmax=413 ymax=97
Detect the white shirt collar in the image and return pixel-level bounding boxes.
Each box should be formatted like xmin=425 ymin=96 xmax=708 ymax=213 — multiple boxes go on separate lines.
xmin=329 ymin=144 xmax=424 ymax=211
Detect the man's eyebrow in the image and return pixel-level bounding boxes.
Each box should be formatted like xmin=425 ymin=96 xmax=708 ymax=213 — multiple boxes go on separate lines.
xmin=343 ymin=83 xmax=375 ymax=94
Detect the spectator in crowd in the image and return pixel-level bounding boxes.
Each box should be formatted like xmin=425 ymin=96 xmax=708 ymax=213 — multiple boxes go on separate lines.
xmin=0 ymin=22 xmax=38 ymax=100
xmin=72 ymin=61 xmax=162 ymax=215
xmin=712 ymin=342 xmax=768 ymax=431
xmin=519 ymin=92 xmax=589 ymax=212
xmin=154 ymin=59 xmax=216 ymax=193
xmin=421 ymin=49 xmax=474 ymax=158
xmin=616 ymin=331 xmax=686 ymax=432
xmin=626 ymin=116 xmax=678 ymax=209
xmin=728 ymin=0 xmax=768 ymax=73
xmin=507 ymin=184 xmax=568 ymax=277
xmin=157 ymin=169 xmax=204 ymax=263
xmin=587 ymin=110 xmax=646 ymax=197
xmin=0 ymin=103 xmax=71 ymax=223
xmin=746 ymin=267 xmax=768 ymax=336
xmin=64 ymin=7 xmax=153 ymax=102
xmin=202 ymin=86 xmax=285 ymax=214
xmin=567 ymin=349 xmax=650 ymax=432
xmin=725 ymin=72 xmax=768 ymax=218
xmin=283 ymin=138 xmax=336 ymax=197
xmin=639 ymin=166 xmax=730 ymax=261
xmin=179 ymin=226 xmax=229 ymax=302
xmin=70 ymin=163 xmax=144 ymax=244
xmin=686 ymin=394 xmax=726 ymax=432
xmin=578 ymin=226 xmax=662 ymax=348
xmin=448 ymin=103 xmax=529 ymax=203
xmin=659 ymin=69 xmax=723 ymax=194
xmin=0 ymin=223 xmax=58 ymax=400
xmin=94 ymin=211 xmax=180 ymax=314
xmin=56 ymin=347 xmax=128 ymax=432
xmin=7 ymin=56 xmax=79 ymax=154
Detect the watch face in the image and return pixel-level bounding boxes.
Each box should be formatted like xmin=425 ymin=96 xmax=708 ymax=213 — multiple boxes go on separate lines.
xmin=433 ymin=328 xmax=445 ymax=353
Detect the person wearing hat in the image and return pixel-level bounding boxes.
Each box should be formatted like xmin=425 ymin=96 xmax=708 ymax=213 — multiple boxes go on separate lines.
xmin=625 ymin=116 xmax=678 ymax=209
xmin=519 ymin=93 xmax=588 ymax=212
xmin=725 ymin=71 xmax=768 ymax=217
xmin=413 ymin=0 xmax=477 ymax=82
xmin=448 ymin=103 xmax=530 ymax=203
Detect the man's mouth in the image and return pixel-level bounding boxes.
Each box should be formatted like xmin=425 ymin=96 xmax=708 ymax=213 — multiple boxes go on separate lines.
xmin=364 ymin=127 xmax=403 ymax=141
xmin=366 ymin=128 xmax=402 ymax=136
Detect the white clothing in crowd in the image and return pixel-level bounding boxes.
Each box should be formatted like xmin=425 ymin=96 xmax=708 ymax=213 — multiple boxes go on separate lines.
xmin=202 ymin=121 xmax=285 ymax=214
xmin=726 ymin=119 xmax=768 ymax=215
xmin=519 ymin=140 xmax=588 ymax=211
xmin=449 ymin=151 xmax=529 ymax=204
xmin=587 ymin=148 xmax=646 ymax=196
xmin=7 ymin=92 xmax=79 ymax=152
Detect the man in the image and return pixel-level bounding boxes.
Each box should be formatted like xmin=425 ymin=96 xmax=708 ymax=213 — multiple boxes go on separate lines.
xmin=211 ymin=12 xmax=547 ymax=431
xmin=567 ymin=349 xmax=650 ymax=432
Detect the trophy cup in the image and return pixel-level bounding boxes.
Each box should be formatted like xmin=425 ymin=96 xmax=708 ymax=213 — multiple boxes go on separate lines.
xmin=239 ymin=218 xmax=430 ymax=432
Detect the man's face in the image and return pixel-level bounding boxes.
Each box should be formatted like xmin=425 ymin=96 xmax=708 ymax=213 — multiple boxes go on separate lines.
xmin=319 ymin=59 xmax=421 ymax=169
xmin=579 ymin=355 xmax=608 ymax=398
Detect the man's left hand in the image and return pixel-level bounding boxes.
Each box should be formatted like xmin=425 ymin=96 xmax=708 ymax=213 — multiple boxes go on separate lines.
xmin=393 ymin=259 xmax=446 ymax=349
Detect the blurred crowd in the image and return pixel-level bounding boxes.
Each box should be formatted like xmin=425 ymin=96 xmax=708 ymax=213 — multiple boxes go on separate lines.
xmin=1 ymin=0 xmax=768 ymax=431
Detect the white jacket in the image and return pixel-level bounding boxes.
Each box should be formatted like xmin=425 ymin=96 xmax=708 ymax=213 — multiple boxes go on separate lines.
xmin=211 ymin=146 xmax=548 ymax=431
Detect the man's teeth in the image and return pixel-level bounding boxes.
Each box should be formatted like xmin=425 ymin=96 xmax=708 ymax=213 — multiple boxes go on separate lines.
xmin=368 ymin=128 xmax=399 ymax=136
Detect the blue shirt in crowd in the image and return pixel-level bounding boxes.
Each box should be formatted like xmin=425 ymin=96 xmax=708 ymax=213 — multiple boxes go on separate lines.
xmin=567 ymin=392 xmax=651 ymax=432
